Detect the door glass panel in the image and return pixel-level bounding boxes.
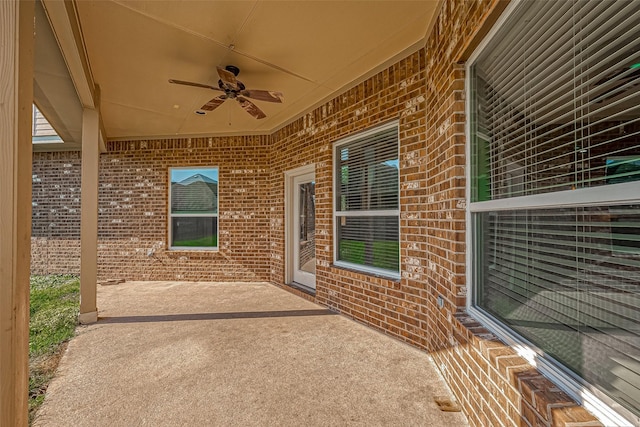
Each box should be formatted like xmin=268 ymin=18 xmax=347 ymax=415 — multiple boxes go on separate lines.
xmin=298 ymin=181 xmax=315 ymax=274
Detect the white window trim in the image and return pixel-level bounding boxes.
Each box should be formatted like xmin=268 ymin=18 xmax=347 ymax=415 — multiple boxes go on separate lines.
xmin=332 ymin=121 xmax=401 ymax=280
xmin=464 ymin=1 xmax=639 ymax=425
xmin=168 ymin=166 xmax=219 ymax=251
xmin=470 ymin=181 xmax=640 ymax=213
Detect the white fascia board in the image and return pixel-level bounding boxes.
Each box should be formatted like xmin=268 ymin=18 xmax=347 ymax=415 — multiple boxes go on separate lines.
xmin=41 ymin=0 xmax=95 ymax=109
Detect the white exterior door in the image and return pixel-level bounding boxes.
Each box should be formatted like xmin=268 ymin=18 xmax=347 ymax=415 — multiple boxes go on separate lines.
xmin=292 ymin=172 xmax=316 ymax=290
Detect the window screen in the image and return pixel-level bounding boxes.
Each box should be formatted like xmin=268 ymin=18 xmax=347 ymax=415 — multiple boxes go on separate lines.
xmin=334 ymin=123 xmax=399 ymax=277
xmin=470 ymin=0 xmax=640 ymax=421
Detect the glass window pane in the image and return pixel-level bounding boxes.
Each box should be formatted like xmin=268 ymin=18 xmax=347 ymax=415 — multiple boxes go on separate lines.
xmin=475 ymin=206 xmax=640 ymax=417
xmin=171 ymin=217 xmax=218 ymax=248
xmin=170 ymin=168 xmax=218 ymax=214
xmin=337 ymin=216 xmax=399 ymax=273
xmin=298 ymin=181 xmax=315 ymax=272
xmin=336 ymin=127 xmax=399 ymax=211
xmin=470 ymin=0 xmax=640 ymax=202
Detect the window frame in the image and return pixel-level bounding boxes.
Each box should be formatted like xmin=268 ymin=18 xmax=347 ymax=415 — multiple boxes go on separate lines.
xmin=168 ymin=166 xmax=220 ymax=251
xmin=332 ymin=121 xmax=401 ymax=280
xmin=465 ymin=1 xmax=640 ymax=426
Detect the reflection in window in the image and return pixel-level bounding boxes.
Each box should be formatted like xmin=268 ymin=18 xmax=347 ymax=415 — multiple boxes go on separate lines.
xmin=606 ymin=157 xmax=640 ymax=185
xmin=169 ymin=167 xmax=218 ymax=249
xmin=477 ymin=207 xmax=640 ymax=407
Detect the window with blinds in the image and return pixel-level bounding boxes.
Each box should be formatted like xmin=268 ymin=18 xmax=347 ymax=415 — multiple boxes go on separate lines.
xmin=469 ymin=0 xmax=640 ymax=423
xmin=169 ymin=167 xmax=219 ymax=250
xmin=334 ymin=122 xmax=399 ymax=277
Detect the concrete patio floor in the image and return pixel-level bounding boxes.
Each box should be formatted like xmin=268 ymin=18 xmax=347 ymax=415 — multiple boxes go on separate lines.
xmin=34 ymin=281 xmax=468 ymax=427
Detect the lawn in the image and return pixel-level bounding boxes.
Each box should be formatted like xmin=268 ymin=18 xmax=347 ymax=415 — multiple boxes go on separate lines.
xmin=339 ymin=240 xmax=399 ymax=271
xmin=29 ymin=275 xmax=80 ymax=424
xmin=173 ymin=235 xmax=218 ymax=247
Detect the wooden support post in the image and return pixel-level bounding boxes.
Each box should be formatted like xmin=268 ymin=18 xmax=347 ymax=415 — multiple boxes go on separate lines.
xmin=79 ymin=105 xmax=100 ymax=324
xmin=0 ymin=1 xmax=35 ymax=425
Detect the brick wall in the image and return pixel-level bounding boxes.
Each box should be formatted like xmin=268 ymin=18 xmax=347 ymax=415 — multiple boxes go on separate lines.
xmin=31 ymin=151 xmax=81 ymax=275
xmin=29 ymin=0 xmax=607 ymax=425
xmin=97 ymin=136 xmax=271 ymax=282
xmin=267 ymin=0 xmax=602 ymax=426
xmin=269 ymin=49 xmax=429 ymax=345
xmin=416 ymin=1 xmax=601 ymax=426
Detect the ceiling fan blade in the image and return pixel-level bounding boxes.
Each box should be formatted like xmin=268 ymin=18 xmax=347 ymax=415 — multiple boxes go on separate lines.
xmin=201 ymin=95 xmax=227 ymax=111
xmin=240 ymin=90 xmax=284 ymax=103
xmin=217 ymin=66 xmax=239 ymax=90
xmin=237 ymin=96 xmax=266 ymax=119
xmin=168 ymin=79 xmax=222 ymax=92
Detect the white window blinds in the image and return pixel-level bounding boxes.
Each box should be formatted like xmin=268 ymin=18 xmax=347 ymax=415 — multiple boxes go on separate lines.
xmin=472 ymin=0 xmax=640 ymax=202
xmin=469 ymin=1 xmax=640 ymax=423
xmin=476 ymin=207 xmax=640 ymax=417
xmin=334 ymin=123 xmax=399 ymax=277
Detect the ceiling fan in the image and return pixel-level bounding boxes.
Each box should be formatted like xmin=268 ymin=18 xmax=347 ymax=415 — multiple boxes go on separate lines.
xmin=169 ymin=65 xmax=284 ymax=119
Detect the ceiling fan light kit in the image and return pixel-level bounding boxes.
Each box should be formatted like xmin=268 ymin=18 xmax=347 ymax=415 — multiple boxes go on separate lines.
xmin=169 ymin=65 xmax=284 ymax=120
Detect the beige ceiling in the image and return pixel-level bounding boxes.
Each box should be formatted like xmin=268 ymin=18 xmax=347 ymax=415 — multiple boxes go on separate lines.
xmin=73 ymin=0 xmax=440 ymax=140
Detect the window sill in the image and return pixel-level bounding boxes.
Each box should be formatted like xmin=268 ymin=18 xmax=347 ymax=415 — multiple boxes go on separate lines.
xmin=466 ymin=305 xmax=637 ymax=426
xmin=168 ymin=247 xmax=219 ymax=252
xmin=331 ymin=261 xmax=401 ymax=282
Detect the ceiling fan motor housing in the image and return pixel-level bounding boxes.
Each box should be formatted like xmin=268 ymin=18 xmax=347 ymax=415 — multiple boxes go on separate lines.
xmin=225 ymin=65 xmax=240 ymax=76
xmin=218 ymin=65 xmax=245 ymax=97
xmin=218 ymin=80 xmax=245 ymax=96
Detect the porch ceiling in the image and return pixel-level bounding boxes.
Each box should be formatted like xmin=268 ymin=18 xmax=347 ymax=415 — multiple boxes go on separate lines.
xmin=71 ymin=0 xmax=440 ymax=140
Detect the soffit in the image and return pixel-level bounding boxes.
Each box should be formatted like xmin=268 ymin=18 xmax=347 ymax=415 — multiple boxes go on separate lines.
xmin=74 ymin=0 xmax=440 ymax=140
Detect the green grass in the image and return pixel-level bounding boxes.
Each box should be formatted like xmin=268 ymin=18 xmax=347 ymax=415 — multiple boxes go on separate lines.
xmin=29 ymin=275 xmax=80 ymax=424
xmin=173 ymin=235 xmax=218 ymax=247
xmin=339 ymin=240 xmax=399 ymax=272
